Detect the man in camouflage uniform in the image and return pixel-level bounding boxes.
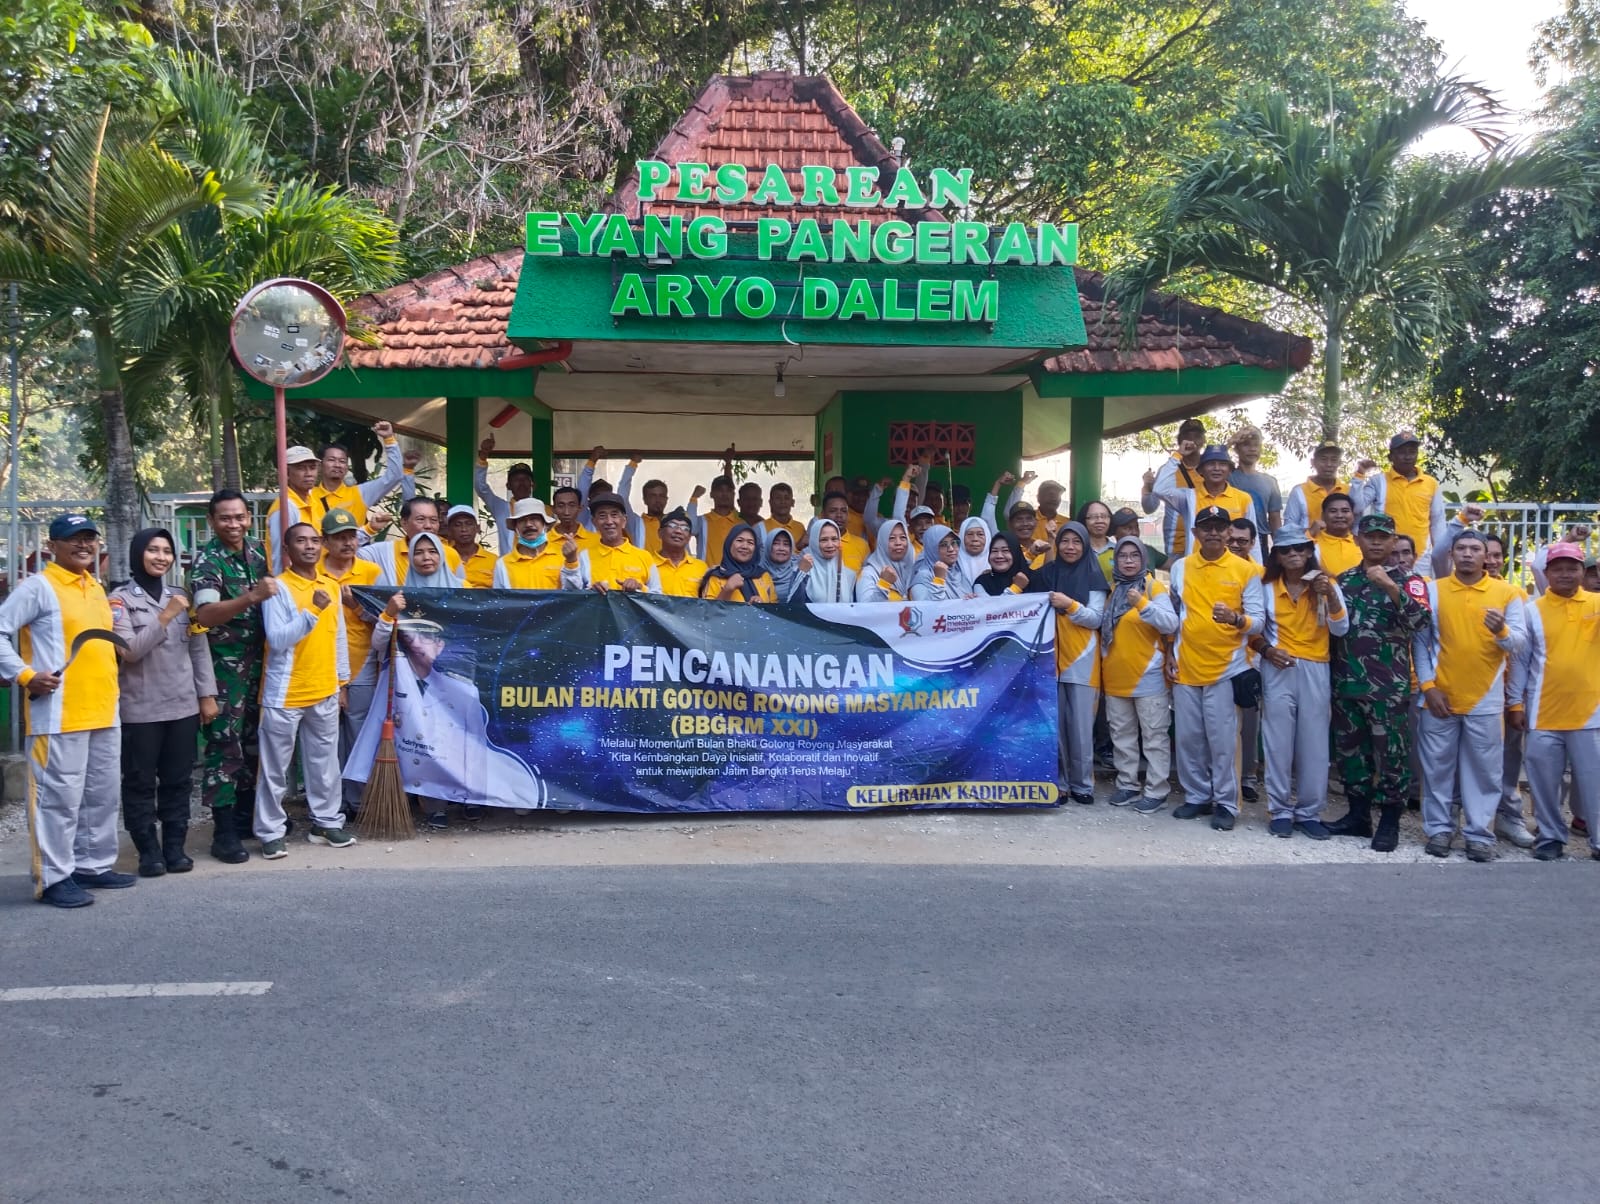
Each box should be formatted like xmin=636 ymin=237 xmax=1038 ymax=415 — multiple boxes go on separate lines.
xmin=1326 ymin=512 xmax=1432 ymax=852
xmin=187 ymin=489 xmax=277 ymax=863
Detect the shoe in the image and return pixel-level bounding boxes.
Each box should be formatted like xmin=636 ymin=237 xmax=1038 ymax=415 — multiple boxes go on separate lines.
xmin=1424 ymin=832 xmax=1452 ymax=858
xmin=1108 ymin=789 xmax=1140 ymax=807
xmin=1465 ymin=841 xmax=1495 ymax=863
xmin=1070 ymin=792 xmax=1095 ymax=806
xmin=1532 ymin=840 xmax=1565 ymax=861
xmin=161 ymin=821 xmax=193 ymax=873
xmin=1324 ymin=802 xmax=1372 ymax=838
xmin=1269 ymin=817 xmax=1293 ymax=838
xmin=1573 ymin=816 xmax=1589 ymax=836
xmin=131 ymin=826 xmax=166 ymax=878
xmin=1297 ymin=819 xmax=1332 ymax=841
xmin=1211 ymin=810 xmax=1236 ymax=831
xmin=1172 ymin=801 xmax=1213 ymax=820
xmin=71 ymin=869 xmax=137 ymax=889
xmin=39 ymin=879 xmax=95 ymax=908
xmin=424 ymin=811 xmax=449 ymax=831
xmin=513 ymin=808 xmax=532 ymax=818
xmin=1240 ymin=783 xmax=1259 ymax=803
xmin=260 ymin=838 xmax=288 ymax=860
xmin=1495 ymin=815 xmax=1537 ymax=848
xmin=1370 ymin=805 xmax=1401 ymax=853
xmin=307 ymin=826 xmax=356 ymax=848
xmin=1133 ymin=796 xmax=1166 ymax=815
xmin=209 ymin=806 xmax=249 ymax=864
xmin=462 ymin=804 xmax=485 ymax=821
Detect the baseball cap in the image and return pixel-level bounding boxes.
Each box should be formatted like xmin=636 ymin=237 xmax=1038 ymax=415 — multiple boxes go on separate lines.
xmin=1357 ymin=512 xmax=1397 ymax=534
xmin=284 ymin=445 xmax=318 ymax=464
xmin=1198 ymin=444 xmax=1232 ymax=467
xmin=1109 ymin=507 xmax=1140 ymax=529
xmin=1312 ymin=441 xmax=1343 ymax=457
xmin=320 ymin=508 xmax=360 ymax=535
xmin=659 ymin=506 xmax=692 ymax=530
xmin=1274 ymin=524 xmax=1313 ymax=548
xmin=907 ymin=505 xmax=935 ymax=521
xmin=48 ymin=513 xmax=98 ymax=540
xmin=1193 ymin=505 xmax=1232 ymax=528
xmin=509 ymin=498 xmax=548 ymax=521
xmin=1388 ymin=430 xmax=1421 ymax=451
xmin=1586 ymin=554 xmax=1599 ymax=569
xmin=1546 ymin=541 xmax=1586 ymax=564
xmin=445 ymin=504 xmax=476 ymax=523
xmin=586 ymin=491 xmax=627 ymax=515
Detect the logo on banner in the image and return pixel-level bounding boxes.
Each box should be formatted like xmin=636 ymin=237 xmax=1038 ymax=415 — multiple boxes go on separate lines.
xmin=898 ymin=606 xmax=923 ymax=637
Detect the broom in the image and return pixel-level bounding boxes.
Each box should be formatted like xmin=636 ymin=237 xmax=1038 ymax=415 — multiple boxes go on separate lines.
xmin=358 ymin=625 xmax=414 ymax=841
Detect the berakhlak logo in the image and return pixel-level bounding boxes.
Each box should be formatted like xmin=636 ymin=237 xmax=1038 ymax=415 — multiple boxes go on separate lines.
xmin=898 ymin=606 xmax=923 ymax=636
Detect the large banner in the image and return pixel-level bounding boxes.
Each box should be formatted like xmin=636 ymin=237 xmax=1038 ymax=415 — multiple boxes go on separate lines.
xmin=345 ymin=590 xmax=1060 ymax=813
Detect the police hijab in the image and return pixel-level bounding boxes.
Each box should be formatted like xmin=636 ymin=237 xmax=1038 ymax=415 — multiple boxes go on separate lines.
xmin=974 ymin=532 xmax=1026 ymax=597
xmin=703 ymin=522 xmax=766 ymax=600
xmin=1024 ymin=520 xmax=1107 ymax=603
xmin=761 ymin=526 xmax=799 ymax=600
xmin=405 ymin=531 xmax=458 ymax=589
xmin=129 ymin=527 xmax=176 ymax=599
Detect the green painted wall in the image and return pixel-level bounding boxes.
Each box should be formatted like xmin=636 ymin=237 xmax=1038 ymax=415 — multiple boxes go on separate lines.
xmin=819 ymin=390 xmax=1025 ymax=516
xmin=813 ymin=394 xmax=846 ymax=500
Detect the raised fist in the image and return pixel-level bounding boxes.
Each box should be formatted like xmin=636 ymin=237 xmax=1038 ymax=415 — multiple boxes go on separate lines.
xmin=311 ymin=588 xmax=332 ymax=610
xmin=373 ymin=420 xmax=395 ymax=440
xmin=403 ymin=449 xmax=422 ymax=470
xmin=478 ymin=435 xmax=495 ymax=457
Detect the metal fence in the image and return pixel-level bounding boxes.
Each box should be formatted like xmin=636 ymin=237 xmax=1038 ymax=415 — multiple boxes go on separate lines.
xmin=1447 ymin=502 xmax=1600 ymax=587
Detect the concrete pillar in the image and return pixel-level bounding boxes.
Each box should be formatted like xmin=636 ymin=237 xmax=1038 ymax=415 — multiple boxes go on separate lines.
xmin=1070 ymin=396 xmax=1104 ymax=514
xmin=445 ymin=396 xmax=476 ymax=504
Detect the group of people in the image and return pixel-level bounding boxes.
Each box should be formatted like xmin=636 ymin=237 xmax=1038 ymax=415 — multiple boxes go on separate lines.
xmin=3 ymin=419 xmax=1596 ymax=908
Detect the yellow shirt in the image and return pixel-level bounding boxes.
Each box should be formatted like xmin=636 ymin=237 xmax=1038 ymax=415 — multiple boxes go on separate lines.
xmin=261 ymin=569 xmax=346 ymax=708
xmin=1054 ymin=602 xmax=1102 ymax=687
xmin=1298 ymin=478 xmax=1348 ymax=525
xmin=703 ymin=510 xmax=741 ymax=561
xmin=494 ymin=543 xmax=565 ymax=590
xmin=552 ymin=524 xmax=600 ymax=557
xmin=702 ymin=573 xmax=778 ymax=603
xmin=839 ymin=530 xmax=870 ymax=575
xmin=321 ymin=556 xmax=381 ymax=679
xmin=1190 ymin=484 xmax=1256 ymax=526
xmin=655 ymin=553 xmax=710 ymax=598
xmin=1382 ymin=469 xmax=1440 ymax=554
xmin=1315 ymin=533 xmax=1362 ymax=577
xmin=1266 ymin=580 xmax=1347 ymax=663
xmin=1517 ymin=589 xmax=1600 ymax=729
xmin=1 ymin=561 xmax=120 ymax=733
xmin=264 ymin=489 xmax=314 ymax=572
xmin=1100 ymin=582 xmax=1172 ymax=699
xmin=1422 ymin=574 xmax=1522 ymax=712
xmin=637 ymin=513 xmax=663 ymax=555
xmin=578 ymin=540 xmax=658 ymax=591
xmin=764 ymin=515 xmax=806 ymax=548
xmin=457 ymin=546 xmax=496 ymax=589
xmin=1170 ymin=551 xmax=1264 ymax=686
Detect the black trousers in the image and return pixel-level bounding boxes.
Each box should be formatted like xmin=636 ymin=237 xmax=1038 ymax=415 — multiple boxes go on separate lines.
xmin=122 ymin=715 xmax=201 ymax=831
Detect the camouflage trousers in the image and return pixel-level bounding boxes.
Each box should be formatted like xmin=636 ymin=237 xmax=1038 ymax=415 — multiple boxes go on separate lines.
xmin=1333 ymin=695 xmax=1413 ymax=806
xmin=201 ymin=655 xmax=262 ymax=812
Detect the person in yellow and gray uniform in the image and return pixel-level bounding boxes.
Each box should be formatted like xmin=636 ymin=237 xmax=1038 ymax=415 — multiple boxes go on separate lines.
xmin=1167 ymin=505 xmax=1266 ymax=829
xmin=1412 ymin=527 xmax=1526 ymax=861
xmin=559 ymin=492 xmax=662 ymax=592
xmin=0 ymin=514 xmax=135 ymax=907
xmin=1508 ymin=542 xmax=1600 ymax=861
xmin=492 ymin=498 xmax=566 ymax=589
xmin=1098 ymin=537 xmax=1178 ymax=813
xmin=254 ymin=522 xmax=353 ymax=859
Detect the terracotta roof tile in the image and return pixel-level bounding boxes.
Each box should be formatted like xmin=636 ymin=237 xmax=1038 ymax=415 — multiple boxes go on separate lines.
xmin=348 ymin=74 xmax=1312 ymax=377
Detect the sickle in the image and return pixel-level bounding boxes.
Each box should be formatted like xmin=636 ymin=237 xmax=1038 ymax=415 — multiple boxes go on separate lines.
xmin=57 ymin=629 xmax=131 ymax=673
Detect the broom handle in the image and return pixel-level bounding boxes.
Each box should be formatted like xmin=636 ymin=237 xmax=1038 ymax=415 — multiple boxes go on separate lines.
xmin=384 ymin=621 xmax=399 ymax=724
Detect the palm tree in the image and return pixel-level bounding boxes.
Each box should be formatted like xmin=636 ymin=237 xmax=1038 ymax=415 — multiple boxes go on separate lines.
xmin=1105 ymin=78 xmax=1590 ymax=443
xmin=0 ymin=100 xmax=266 ymax=578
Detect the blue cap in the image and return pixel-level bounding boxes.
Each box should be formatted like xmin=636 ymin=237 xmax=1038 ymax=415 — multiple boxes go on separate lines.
xmin=48 ymin=514 xmax=99 ymax=541
xmin=1198 ymin=444 xmax=1233 ymax=467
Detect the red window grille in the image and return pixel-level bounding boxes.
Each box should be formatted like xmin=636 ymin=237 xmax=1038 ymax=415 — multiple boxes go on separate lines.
xmin=887 ymin=422 xmax=976 ymax=467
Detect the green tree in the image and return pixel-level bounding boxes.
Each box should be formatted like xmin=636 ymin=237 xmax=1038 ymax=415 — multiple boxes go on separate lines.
xmin=1105 ymin=79 xmax=1588 ymax=443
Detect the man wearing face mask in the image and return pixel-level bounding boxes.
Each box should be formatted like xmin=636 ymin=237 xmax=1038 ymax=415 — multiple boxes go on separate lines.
xmin=492 ymin=498 xmax=564 ymax=589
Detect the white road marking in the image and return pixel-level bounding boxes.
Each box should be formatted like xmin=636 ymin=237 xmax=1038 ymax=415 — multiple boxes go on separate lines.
xmin=0 ymin=981 xmax=273 ymax=1002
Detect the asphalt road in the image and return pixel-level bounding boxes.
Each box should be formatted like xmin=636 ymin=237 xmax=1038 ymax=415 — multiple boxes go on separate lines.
xmin=2 ymin=863 xmax=1596 ymax=1203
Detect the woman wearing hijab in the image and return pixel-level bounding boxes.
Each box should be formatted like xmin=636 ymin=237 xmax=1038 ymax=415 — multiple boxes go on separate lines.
xmin=699 ymin=524 xmax=777 ymax=602
xmin=761 ymin=527 xmax=801 ymax=602
xmin=792 ymin=518 xmax=857 ymax=605
xmin=910 ymin=524 xmax=977 ymax=600
xmin=1024 ymin=521 xmax=1109 ymax=805
xmin=1099 ymin=537 xmax=1179 ymax=812
xmin=109 ymin=528 xmax=219 ymax=876
xmin=974 ymin=532 xmax=1030 ymax=597
xmin=856 ymin=518 xmax=918 ymax=602
xmin=401 ymin=531 xmax=461 ymax=589
xmin=957 ymin=516 xmax=991 ymax=585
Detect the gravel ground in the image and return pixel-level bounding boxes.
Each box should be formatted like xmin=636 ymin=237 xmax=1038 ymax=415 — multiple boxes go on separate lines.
xmin=2 ymin=766 xmax=1591 ymax=872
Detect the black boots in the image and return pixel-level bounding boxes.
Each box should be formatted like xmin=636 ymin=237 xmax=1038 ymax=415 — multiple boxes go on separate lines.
xmin=209 ymin=805 xmax=250 ymax=864
xmin=162 ymin=821 xmax=194 ymax=873
xmin=1370 ymin=804 xmax=1402 ymax=853
xmin=131 ymin=826 xmax=166 ymax=878
xmin=1325 ymin=797 xmax=1372 ymax=838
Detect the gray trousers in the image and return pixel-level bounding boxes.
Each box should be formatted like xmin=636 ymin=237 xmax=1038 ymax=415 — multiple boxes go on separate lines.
xmin=1418 ymin=710 xmax=1504 ymax=844
xmin=1261 ymin=659 xmax=1331 ymax=820
xmin=340 ymin=675 xmax=377 ymax=806
xmin=1173 ymin=681 xmax=1240 ymax=813
xmin=254 ymin=696 xmax=344 ymax=841
xmin=1057 ymin=682 xmax=1098 ymax=796
xmin=26 ymin=726 xmax=121 ymax=896
xmin=1524 ymin=729 xmax=1600 ymax=851
xmin=1500 ymin=725 xmax=1527 ymax=821
xmin=1240 ymin=705 xmax=1260 ymax=784
xmin=1106 ymin=693 xmax=1171 ymax=801
xmin=1408 ymin=698 xmax=1423 ymax=801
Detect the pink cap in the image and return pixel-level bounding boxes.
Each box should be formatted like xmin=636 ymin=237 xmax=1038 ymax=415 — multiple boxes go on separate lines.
xmin=1546 ymin=541 xmax=1586 ymax=564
